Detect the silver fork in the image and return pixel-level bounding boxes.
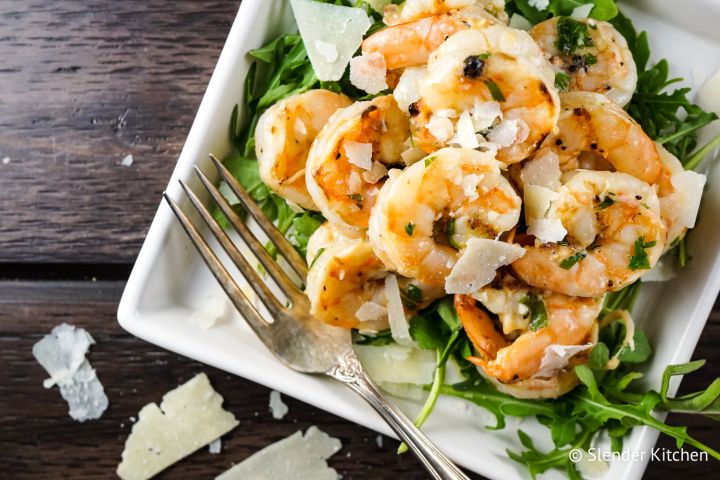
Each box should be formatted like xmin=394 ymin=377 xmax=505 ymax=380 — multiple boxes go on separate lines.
xmin=163 ymin=154 xmax=470 ymax=480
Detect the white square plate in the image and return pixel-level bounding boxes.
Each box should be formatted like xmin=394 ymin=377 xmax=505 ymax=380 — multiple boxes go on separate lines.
xmin=118 ymin=1 xmax=720 ymax=478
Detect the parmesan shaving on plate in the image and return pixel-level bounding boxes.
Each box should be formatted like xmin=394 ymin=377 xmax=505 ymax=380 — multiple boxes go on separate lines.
xmin=269 ymin=390 xmax=290 ymax=420
xmin=116 ymin=373 xmax=238 ymax=480
xmin=355 ymin=344 xmax=436 ymax=384
xmin=32 ymin=323 xmax=109 ymax=422
xmin=384 ymin=274 xmax=413 ymax=345
xmin=350 ymin=52 xmax=388 ymax=94
xmin=216 ymin=427 xmax=341 ymax=480
xmin=521 ymin=150 xmax=562 ymax=190
xmin=445 ymin=238 xmax=526 ymax=294
xmin=208 ymin=438 xmax=222 ymax=455
xmin=187 ymin=295 xmax=233 ymax=330
xmin=533 ymin=343 xmax=593 ymax=378
xmin=290 ymin=0 xmax=371 ymax=81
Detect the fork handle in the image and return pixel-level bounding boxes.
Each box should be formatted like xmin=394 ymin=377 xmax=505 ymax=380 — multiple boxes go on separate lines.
xmin=328 ymin=351 xmax=470 ymax=480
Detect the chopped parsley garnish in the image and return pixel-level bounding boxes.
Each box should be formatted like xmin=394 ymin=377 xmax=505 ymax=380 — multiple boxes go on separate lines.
xmin=424 ymin=156 xmax=436 ymax=167
xmin=348 ymin=193 xmax=363 ymax=207
xmin=405 ymin=222 xmax=415 ymax=236
xmin=628 ymin=236 xmax=656 ymax=270
xmin=309 ymin=247 xmax=325 ymax=268
xmin=484 ymin=80 xmax=506 ymax=102
xmin=555 ymin=17 xmax=594 ymax=55
xmin=520 ymin=293 xmax=549 ymax=331
xmin=597 ymin=196 xmax=615 ymax=209
xmin=446 ymin=219 xmax=462 ymax=250
xmin=554 ymin=72 xmax=571 ymax=91
xmin=559 ymin=250 xmax=587 ymax=269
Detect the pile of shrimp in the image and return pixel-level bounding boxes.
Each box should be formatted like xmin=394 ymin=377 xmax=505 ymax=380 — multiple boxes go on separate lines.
xmin=254 ymin=0 xmax=704 ymax=399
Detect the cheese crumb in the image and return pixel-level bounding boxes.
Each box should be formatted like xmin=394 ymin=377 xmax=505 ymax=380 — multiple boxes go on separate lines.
xmin=534 ymin=343 xmax=593 ymax=378
xmin=2 ymin=156 xmax=10 ymax=165
xmin=208 ymin=438 xmax=222 ymax=455
xmin=427 ymin=115 xmax=454 ymax=142
xmin=355 ymin=300 xmax=388 ymax=322
xmin=350 ymin=52 xmax=388 ymax=94
xmin=571 ymin=3 xmax=594 ymax=18
xmin=187 ymin=295 xmax=232 ymax=330
xmin=216 ymin=427 xmax=341 ymax=480
xmin=32 ymin=323 xmax=108 ymax=422
xmin=450 ymin=110 xmax=480 ymax=149
xmin=528 ymin=0 xmax=550 ymax=10
xmin=487 ymin=119 xmax=520 ymax=147
xmin=393 ymin=66 xmax=425 ymax=112
xmin=344 ymin=141 xmax=373 ymax=170
xmin=362 ymin=161 xmax=388 ymax=184
xmin=117 ymin=373 xmax=239 ymax=480
xmin=269 ymin=390 xmax=289 ymax=420
xmin=445 ymin=238 xmax=525 ymax=294
xmin=385 ymin=274 xmax=413 ymax=346
xmin=521 ymin=150 xmax=561 ymax=190
xmin=120 ymin=154 xmax=134 ymax=167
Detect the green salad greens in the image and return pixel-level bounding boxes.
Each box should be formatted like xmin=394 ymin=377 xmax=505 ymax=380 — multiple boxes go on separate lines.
xmin=218 ymin=0 xmax=720 ymax=477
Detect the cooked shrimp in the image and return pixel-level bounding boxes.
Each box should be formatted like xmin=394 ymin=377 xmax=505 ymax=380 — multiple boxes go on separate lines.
xmin=306 ymin=224 xmax=444 ymax=329
xmin=368 ymin=147 xmax=522 ymax=287
xmin=361 ymin=5 xmax=500 ymax=71
xmin=536 ymin=92 xmax=663 ymax=187
xmin=455 ymin=278 xmax=602 ymax=398
xmin=512 ymin=170 xmax=667 ymax=297
xmin=306 ymin=95 xmax=409 ymax=237
xmin=382 ymin=0 xmax=508 ymax=27
xmin=256 ymin=90 xmax=352 ymax=210
xmin=411 ymin=27 xmax=560 ymax=165
xmin=530 ymin=16 xmax=637 ymax=106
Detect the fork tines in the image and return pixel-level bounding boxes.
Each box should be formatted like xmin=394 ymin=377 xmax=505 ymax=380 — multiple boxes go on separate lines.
xmin=162 ymin=154 xmax=308 ymax=335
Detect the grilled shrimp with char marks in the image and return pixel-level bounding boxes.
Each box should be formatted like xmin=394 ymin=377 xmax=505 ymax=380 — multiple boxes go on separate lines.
xmin=513 ymin=170 xmax=667 ymax=297
xmin=530 ymin=16 xmax=637 ymax=106
xmin=411 ymin=27 xmax=560 ymax=165
xmin=306 ymin=95 xmax=409 ymax=237
xmin=455 ymin=277 xmax=601 ymax=399
xmin=256 ymin=89 xmax=352 ymax=210
xmin=368 ymin=147 xmax=522 ymax=288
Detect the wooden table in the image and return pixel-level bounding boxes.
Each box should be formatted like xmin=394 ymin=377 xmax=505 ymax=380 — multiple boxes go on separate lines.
xmin=0 ymin=1 xmax=717 ymax=478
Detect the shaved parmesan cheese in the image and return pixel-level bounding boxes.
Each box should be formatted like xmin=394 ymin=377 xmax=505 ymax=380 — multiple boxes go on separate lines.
xmin=355 ymin=301 xmax=388 ymax=322
xmin=524 ymin=185 xmax=558 ymax=219
xmin=450 ymin=110 xmax=480 ymax=149
xmin=471 ymin=100 xmax=502 ymax=132
xmin=355 ymin=344 xmax=436 ymax=384
xmin=216 ymin=427 xmax=341 ymax=480
xmin=571 ymin=3 xmax=594 ymax=19
xmin=294 ymin=117 xmax=308 ymax=136
xmin=393 ymin=66 xmax=425 ymax=112
xmin=534 ymin=343 xmax=593 ymax=378
xmin=664 ymin=169 xmax=706 ymax=229
xmin=348 ymin=170 xmax=362 ymax=193
xmin=478 ymin=141 xmax=500 ymax=156
xmin=446 ymin=238 xmax=525 ymax=294
xmin=401 ymin=146 xmax=427 ymax=165
xmin=269 ymin=390 xmax=289 ymax=420
xmin=350 ymin=52 xmax=388 ymax=94
xmin=528 ymin=0 xmax=549 ymax=10
xmin=314 ymin=40 xmax=338 ymax=63
xmin=487 ymin=119 xmax=520 ymax=147
xmin=515 ymin=119 xmax=530 ymax=143
xmin=528 ymin=217 xmax=568 ymax=244
xmin=427 ymin=115 xmax=454 ymax=142
xmin=509 ymin=13 xmax=533 ymax=31
xmin=208 ymin=438 xmax=222 ymax=454
xmin=117 ymin=373 xmax=239 ymax=480
xmin=575 ymin=450 xmax=609 ymax=477
xmin=362 ymin=161 xmax=388 ymax=184
xmin=187 ymin=295 xmax=232 ymax=330
xmin=344 ymin=141 xmax=373 ymax=170
xmin=461 ymin=174 xmax=483 ymax=202
xmin=290 ymin=0 xmax=371 ymax=81
xmin=385 ymin=274 xmax=413 ymax=345
xmin=32 ymin=323 xmax=108 ymax=422
xmin=521 ymin=150 xmax=561 ymax=190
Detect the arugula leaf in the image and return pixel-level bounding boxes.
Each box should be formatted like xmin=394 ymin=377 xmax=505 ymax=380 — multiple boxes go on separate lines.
xmin=288 ymin=211 xmax=325 ymax=257
xmin=405 ymin=222 xmax=415 ymax=236
xmin=353 ymin=329 xmax=395 ymax=346
xmin=309 ymin=247 xmax=326 ymax=268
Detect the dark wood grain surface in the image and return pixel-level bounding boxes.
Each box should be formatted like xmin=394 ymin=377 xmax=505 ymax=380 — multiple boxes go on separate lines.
xmin=0 ymin=1 xmax=717 ymax=479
